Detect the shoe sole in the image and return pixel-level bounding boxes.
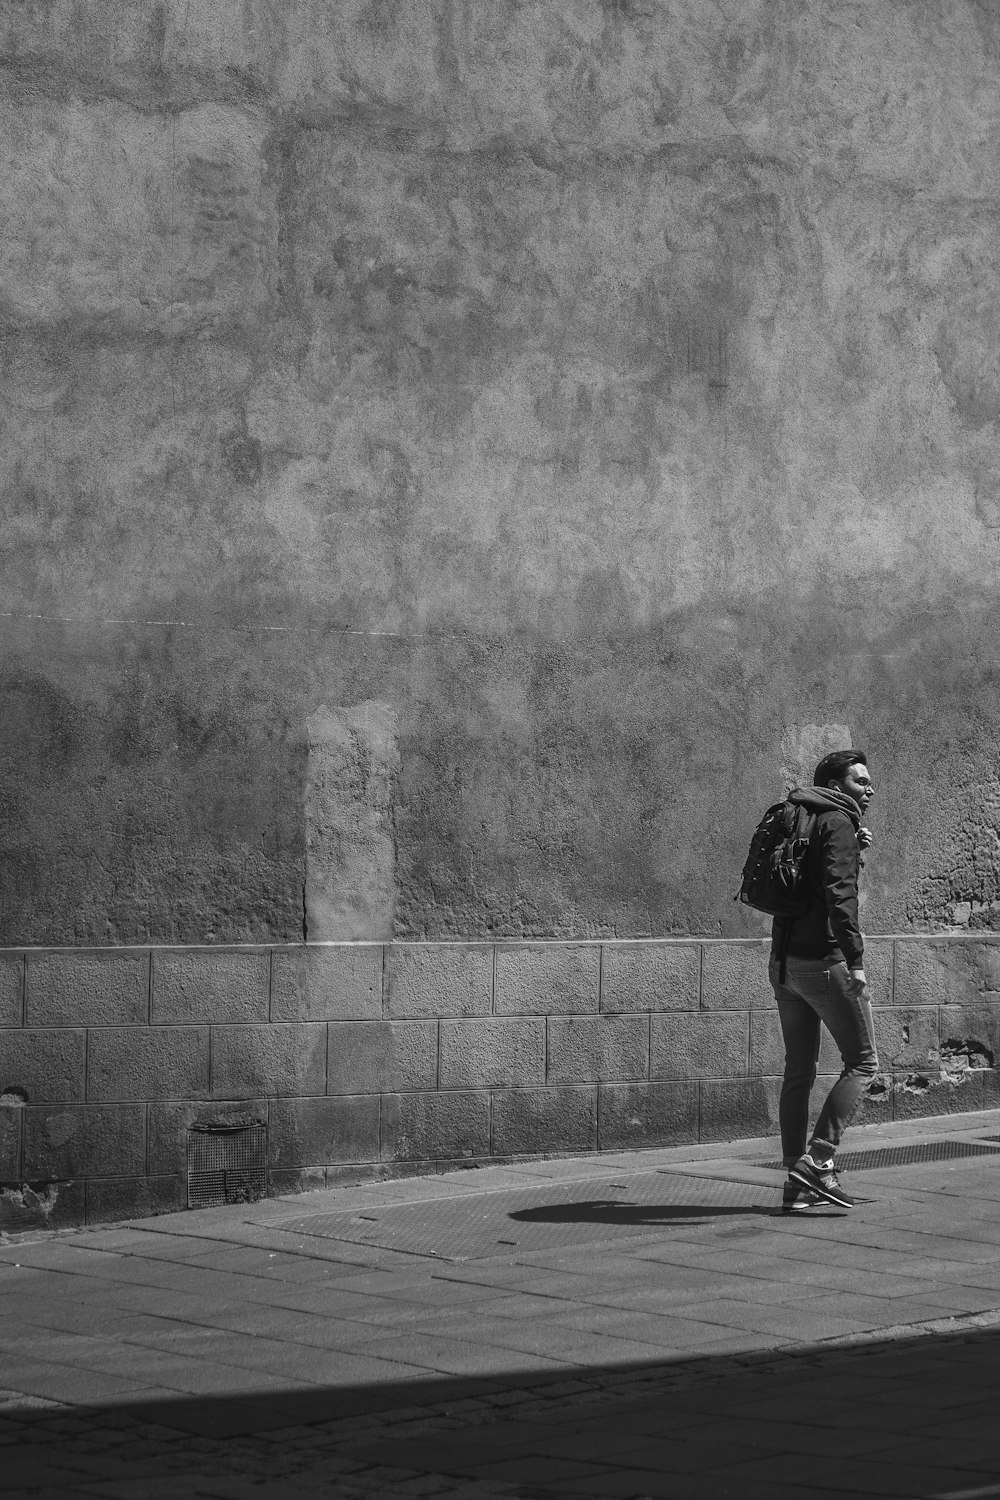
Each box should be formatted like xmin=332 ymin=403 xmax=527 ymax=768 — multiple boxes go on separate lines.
xmin=788 ymin=1165 xmax=854 ymax=1209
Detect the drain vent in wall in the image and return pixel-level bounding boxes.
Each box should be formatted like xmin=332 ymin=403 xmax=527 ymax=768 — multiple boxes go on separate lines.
xmin=759 ymin=1140 xmax=1000 ymax=1173
xmin=187 ymin=1121 xmax=267 ymax=1209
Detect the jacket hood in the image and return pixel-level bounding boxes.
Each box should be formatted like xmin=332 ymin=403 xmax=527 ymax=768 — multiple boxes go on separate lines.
xmin=788 ymin=785 xmax=862 ymax=828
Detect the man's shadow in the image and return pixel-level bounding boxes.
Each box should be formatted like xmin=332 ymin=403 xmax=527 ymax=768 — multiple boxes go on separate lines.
xmin=507 ymin=1199 xmax=843 ymax=1226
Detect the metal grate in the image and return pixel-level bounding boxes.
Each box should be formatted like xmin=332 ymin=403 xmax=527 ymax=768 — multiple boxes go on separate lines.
xmin=758 ymin=1140 xmax=1000 ymax=1173
xmin=270 ymin=1173 xmax=794 ymax=1261
xmin=187 ymin=1121 xmax=267 ymax=1209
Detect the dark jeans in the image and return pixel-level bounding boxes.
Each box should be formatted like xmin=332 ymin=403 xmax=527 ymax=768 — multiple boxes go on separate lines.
xmin=769 ymin=955 xmax=879 ymax=1167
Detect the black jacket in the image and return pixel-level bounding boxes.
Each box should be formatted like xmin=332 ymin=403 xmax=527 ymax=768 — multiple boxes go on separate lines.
xmin=771 ymin=787 xmax=864 ymax=970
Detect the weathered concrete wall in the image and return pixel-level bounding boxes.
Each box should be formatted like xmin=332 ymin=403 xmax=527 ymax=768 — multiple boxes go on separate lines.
xmin=2 ymin=4 xmax=1000 ymax=943
xmin=3 ymin=935 xmax=1000 ymax=1229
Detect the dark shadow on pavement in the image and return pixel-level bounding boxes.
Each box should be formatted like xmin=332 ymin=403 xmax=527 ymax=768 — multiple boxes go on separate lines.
xmin=508 ymin=1200 xmax=845 ymax=1225
xmin=6 ymin=1318 xmax=1000 ymax=1497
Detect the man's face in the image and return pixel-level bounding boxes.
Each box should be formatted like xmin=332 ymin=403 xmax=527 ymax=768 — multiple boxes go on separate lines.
xmin=833 ymin=762 xmax=874 ymax=814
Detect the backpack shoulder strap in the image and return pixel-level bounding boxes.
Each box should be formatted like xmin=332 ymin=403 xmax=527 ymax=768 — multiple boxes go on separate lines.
xmin=776 ymin=804 xmax=817 ymax=982
xmin=796 ymin=804 xmax=818 ymax=839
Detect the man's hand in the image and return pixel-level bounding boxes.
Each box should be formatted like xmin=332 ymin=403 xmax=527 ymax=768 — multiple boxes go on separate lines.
xmin=849 ymin=968 xmax=867 ymax=987
xmin=858 ymin=826 xmax=873 ymax=850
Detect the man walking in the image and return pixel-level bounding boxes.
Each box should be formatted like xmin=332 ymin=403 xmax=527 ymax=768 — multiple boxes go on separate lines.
xmin=771 ymin=750 xmax=878 ymax=1211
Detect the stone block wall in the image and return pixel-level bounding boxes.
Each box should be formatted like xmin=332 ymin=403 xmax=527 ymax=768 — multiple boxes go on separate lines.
xmin=6 ymin=5 xmax=1000 ymax=955
xmin=2 ymin=935 xmax=999 ymax=1228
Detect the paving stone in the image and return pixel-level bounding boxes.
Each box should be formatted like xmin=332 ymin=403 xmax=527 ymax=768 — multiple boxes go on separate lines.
xmin=210 ymin=1024 xmax=327 ymax=1098
xmin=937 ymin=1001 xmax=1000 ymax=1065
xmin=872 ymin=1006 xmax=941 ymax=1069
xmin=268 ymin=1166 xmax=328 ymax=1197
xmin=749 ymin=1009 xmax=844 ymax=1076
xmin=697 ymin=1076 xmax=782 ymax=1142
xmin=87 ymin=1027 xmax=210 ymax=1102
xmin=890 ymin=1067 xmax=986 ymax=1120
xmin=864 ymin=938 xmax=894 ymax=1008
xmin=981 ymin=1067 xmax=1000 ymax=1111
xmin=895 ymin=936 xmax=1000 ymax=1008
xmin=152 ymin=950 xmax=270 ymax=1025
xmin=651 ymin=1011 xmax=749 ymax=1079
xmin=491 ymin=1087 xmax=597 ymax=1156
xmin=0 ymin=954 xmax=22 ymax=1029
xmin=700 ymin=942 xmax=772 ymax=1011
xmin=860 ymin=1072 xmax=894 ymax=1126
xmin=547 ymin=1015 xmax=647 ymax=1083
xmin=22 ymin=1104 xmax=146 ymax=1179
xmin=717 ymin=1450 xmax=988 ymax=1498
xmin=0 ymin=1029 xmax=86 ymax=1104
xmin=381 ymin=1090 xmax=490 ymax=1161
xmin=0 ymin=1177 xmax=87 ymax=1231
xmin=495 ymin=945 xmax=599 ymax=1016
xmin=0 ymin=1103 xmax=20 ymax=1178
xmin=328 ymin=1021 xmax=437 ymax=1094
xmin=386 ymin=946 xmax=493 ymax=1019
xmin=600 ymin=942 xmax=701 ymax=1013
xmin=268 ymin=1096 xmax=380 ymax=1168
xmin=597 ymin=1082 xmax=698 ymax=1149
xmin=440 ymin=1019 xmax=545 ymax=1089
xmin=85 ymin=1175 xmax=185 ymax=1226
xmin=271 ymin=946 xmax=383 ymax=1022
xmin=26 ymin=950 xmax=149 ymax=1027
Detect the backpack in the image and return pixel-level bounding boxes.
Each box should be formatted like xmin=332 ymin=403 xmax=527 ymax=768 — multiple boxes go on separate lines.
xmin=737 ymin=800 xmax=818 ymax=917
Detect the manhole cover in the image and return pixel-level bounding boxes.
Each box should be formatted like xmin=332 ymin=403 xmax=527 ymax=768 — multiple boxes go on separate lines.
xmin=270 ymin=1172 xmax=784 ymax=1261
xmin=758 ymin=1140 xmax=1000 ymax=1173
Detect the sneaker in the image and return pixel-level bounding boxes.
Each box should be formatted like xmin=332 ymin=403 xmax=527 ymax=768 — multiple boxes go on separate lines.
xmin=781 ymin=1178 xmax=823 ymax=1213
xmin=789 ymin=1155 xmax=854 ymax=1209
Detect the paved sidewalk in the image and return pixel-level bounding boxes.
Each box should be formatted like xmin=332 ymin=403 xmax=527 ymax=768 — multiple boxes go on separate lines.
xmin=5 ymin=1113 xmax=1000 ymax=1499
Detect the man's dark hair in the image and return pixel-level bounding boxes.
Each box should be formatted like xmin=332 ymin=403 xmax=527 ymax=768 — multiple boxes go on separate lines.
xmin=813 ymin=749 xmax=867 ymax=787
